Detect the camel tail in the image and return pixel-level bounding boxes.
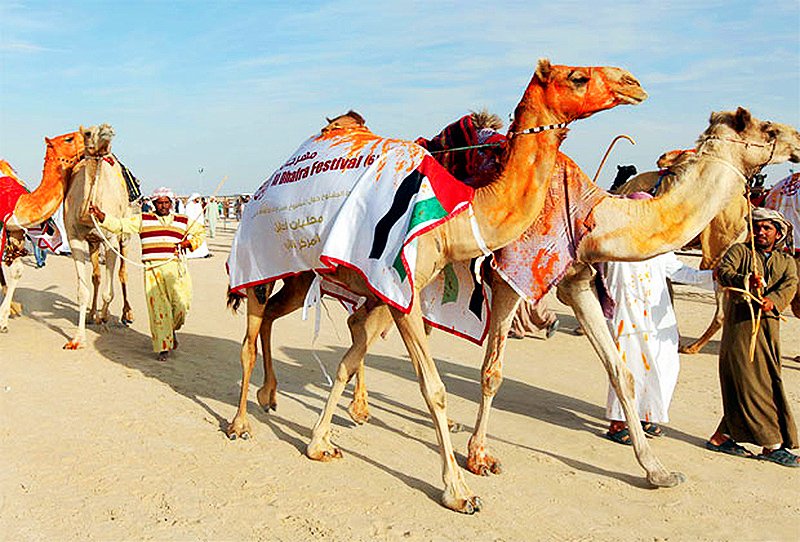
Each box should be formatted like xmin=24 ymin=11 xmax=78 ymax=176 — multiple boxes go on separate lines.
xmin=227 ymin=287 xmax=244 ymax=313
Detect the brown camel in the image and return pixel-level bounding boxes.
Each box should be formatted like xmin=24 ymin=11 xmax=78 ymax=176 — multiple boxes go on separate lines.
xmin=0 ymin=133 xmax=85 ymax=332
xmin=466 ymin=108 xmax=800 ymax=487
xmin=63 ymin=124 xmax=134 ymax=349
xmin=614 ymin=147 xmax=753 ymax=354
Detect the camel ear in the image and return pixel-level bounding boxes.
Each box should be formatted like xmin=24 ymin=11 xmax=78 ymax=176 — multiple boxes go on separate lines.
xmin=536 ymin=58 xmax=552 ymax=82
xmin=733 ymin=107 xmax=751 ymax=132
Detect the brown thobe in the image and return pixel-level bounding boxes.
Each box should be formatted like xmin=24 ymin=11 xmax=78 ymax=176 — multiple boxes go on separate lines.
xmin=509 ymin=299 xmax=557 ymax=338
xmin=715 ymin=243 xmax=798 ymax=448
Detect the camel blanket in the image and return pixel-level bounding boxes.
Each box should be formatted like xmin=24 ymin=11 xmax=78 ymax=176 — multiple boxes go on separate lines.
xmin=228 ymin=129 xmax=477 ymax=320
xmin=764 ymin=173 xmax=800 ymax=253
xmin=0 ymin=175 xmax=62 ymax=255
xmin=493 ymin=154 xmax=607 ymax=302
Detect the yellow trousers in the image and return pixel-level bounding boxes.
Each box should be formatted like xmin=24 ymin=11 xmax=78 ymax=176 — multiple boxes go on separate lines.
xmin=144 ymin=259 xmax=192 ymax=352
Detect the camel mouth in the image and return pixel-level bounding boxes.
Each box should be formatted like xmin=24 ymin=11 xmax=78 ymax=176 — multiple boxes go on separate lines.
xmin=617 ymin=90 xmax=648 ymax=105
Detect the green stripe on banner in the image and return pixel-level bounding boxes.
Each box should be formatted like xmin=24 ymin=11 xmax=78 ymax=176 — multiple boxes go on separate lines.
xmin=408 ymin=197 xmax=447 ymax=232
xmin=441 ymin=263 xmax=458 ymax=304
xmin=393 ymin=252 xmax=406 ymax=281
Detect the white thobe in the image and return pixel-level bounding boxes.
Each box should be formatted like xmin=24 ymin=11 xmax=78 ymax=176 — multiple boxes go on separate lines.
xmin=184 ymin=201 xmax=209 ymax=258
xmin=605 ymin=252 xmax=714 ymax=423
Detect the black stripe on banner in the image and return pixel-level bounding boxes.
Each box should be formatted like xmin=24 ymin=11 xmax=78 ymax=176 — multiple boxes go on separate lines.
xmin=369 ymin=169 xmax=425 ymax=259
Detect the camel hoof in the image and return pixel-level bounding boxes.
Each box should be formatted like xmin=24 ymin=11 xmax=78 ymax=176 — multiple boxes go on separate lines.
xmin=648 ymin=471 xmax=686 ymax=488
xmin=307 ymin=445 xmax=343 ymax=462
xmin=468 ymin=456 xmax=502 ymax=476
xmin=63 ymin=340 xmax=83 ymax=350
xmin=239 ymin=432 xmax=250 ymax=440
xmin=444 ymin=495 xmax=483 ymax=515
xmin=347 ymin=402 xmax=370 ymax=425
xmin=121 ymin=318 xmax=133 ymax=326
xmin=0 ymin=326 xmax=8 ymax=334
xmin=228 ymin=433 xmax=237 ymax=441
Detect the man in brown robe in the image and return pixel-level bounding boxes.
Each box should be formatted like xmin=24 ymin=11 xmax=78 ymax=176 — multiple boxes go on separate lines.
xmin=706 ymin=208 xmax=799 ymax=467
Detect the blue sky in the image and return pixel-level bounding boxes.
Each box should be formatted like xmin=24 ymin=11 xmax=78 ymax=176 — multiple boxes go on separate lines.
xmin=1 ymin=1 xmax=798 ymax=196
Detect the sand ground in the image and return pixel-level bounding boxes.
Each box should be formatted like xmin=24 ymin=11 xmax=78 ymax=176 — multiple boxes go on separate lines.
xmin=1 ymin=225 xmax=798 ymax=541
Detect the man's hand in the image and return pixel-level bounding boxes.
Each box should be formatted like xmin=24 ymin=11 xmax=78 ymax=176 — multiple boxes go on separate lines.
xmin=176 ymin=239 xmax=192 ymax=253
xmin=748 ymin=274 xmax=764 ymax=292
xmin=88 ymin=204 xmax=105 ymax=223
xmin=761 ymin=297 xmax=775 ymax=312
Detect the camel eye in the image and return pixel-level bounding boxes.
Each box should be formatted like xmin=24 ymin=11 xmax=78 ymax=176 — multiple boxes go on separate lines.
xmin=64 ymin=136 xmax=73 ymax=142
xmin=569 ymin=72 xmax=590 ymax=85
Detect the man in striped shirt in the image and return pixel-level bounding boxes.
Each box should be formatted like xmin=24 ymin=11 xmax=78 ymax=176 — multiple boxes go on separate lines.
xmin=89 ymin=187 xmax=205 ymax=361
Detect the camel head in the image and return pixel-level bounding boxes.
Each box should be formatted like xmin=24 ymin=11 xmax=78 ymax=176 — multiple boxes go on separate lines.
xmin=0 ymin=159 xmax=21 ymax=181
xmin=80 ymin=123 xmax=115 ymax=157
xmin=321 ymin=110 xmax=367 ymax=134
xmin=699 ymin=108 xmax=800 ymax=172
xmin=527 ymin=58 xmax=648 ymax=122
xmin=44 ymin=130 xmax=85 ymax=172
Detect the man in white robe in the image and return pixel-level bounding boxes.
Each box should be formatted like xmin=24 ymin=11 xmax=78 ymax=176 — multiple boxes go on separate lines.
xmin=604 ymin=192 xmax=715 ymax=444
xmin=184 ymin=193 xmax=210 ymax=258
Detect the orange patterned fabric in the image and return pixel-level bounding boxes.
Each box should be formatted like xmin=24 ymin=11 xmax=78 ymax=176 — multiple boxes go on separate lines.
xmin=493 ymin=153 xmax=607 ymax=302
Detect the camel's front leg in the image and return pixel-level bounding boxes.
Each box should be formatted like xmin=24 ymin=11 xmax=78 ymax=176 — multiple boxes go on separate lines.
xmin=680 ymin=288 xmax=725 ymax=354
xmin=391 ymin=297 xmax=481 ymax=514
xmin=227 ymin=285 xmax=272 ymax=440
xmin=557 ymin=265 xmax=685 ymax=488
xmin=64 ymin=239 xmax=94 ymax=349
xmin=467 ymin=275 xmax=522 ymax=475
xmin=307 ymin=304 xmax=389 ymax=459
xmin=0 ymin=258 xmax=24 ymax=333
xmin=119 ymin=238 xmax=134 ymax=325
xmin=97 ymin=242 xmax=118 ymax=326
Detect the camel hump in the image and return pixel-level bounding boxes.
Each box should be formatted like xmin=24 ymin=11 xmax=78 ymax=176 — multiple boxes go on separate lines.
xmin=321 ymin=110 xmax=367 ymax=133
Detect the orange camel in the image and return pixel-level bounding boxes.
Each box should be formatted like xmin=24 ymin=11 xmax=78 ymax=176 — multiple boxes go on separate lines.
xmin=0 ymin=132 xmax=85 ymax=332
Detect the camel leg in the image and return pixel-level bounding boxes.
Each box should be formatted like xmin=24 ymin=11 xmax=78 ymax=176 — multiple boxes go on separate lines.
xmin=255 ymin=274 xmax=314 ymax=412
xmin=467 ymin=275 xmax=522 ymax=475
xmin=88 ymin=246 xmax=101 ymax=324
xmin=557 ymin=264 xmax=685 ymax=488
xmin=227 ymin=284 xmax=273 ymax=440
xmin=97 ymin=240 xmax=118 ymax=325
xmin=64 ymin=239 xmax=94 ymax=349
xmin=792 ymin=256 xmax=800 ymax=319
xmin=119 ymin=237 xmax=134 ymax=325
xmin=307 ymin=304 xmax=390 ymax=460
xmin=0 ymin=257 xmax=24 ymax=333
xmin=680 ymin=288 xmax=725 ymax=354
xmin=389 ymin=297 xmax=481 ymax=513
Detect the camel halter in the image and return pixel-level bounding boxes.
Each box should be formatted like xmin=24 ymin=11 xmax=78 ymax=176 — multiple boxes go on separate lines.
xmin=507 ymin=121 xmax=570 ymax=137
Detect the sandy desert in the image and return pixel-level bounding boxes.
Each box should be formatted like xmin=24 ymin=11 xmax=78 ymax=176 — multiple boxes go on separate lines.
xmin=1 ymin=225 xmax=798 ymax=541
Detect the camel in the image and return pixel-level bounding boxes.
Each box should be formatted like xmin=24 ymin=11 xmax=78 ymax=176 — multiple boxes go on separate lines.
xmin=235 ymin=59 xmax=646 ymax=515
xmin=608 ymin=163 xmax=637 ymax=193
xmin=613 ymin=148 xmax=756 ymax=354
xmin=464 ymin=108 xmax=800 ymax=486
xmin=62 ymin=124 xmax=134 ymax=349
xmin=0 ymin=133 xmax=85 ymax=332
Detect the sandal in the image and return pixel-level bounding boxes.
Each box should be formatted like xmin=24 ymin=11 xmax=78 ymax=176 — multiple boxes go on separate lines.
xmin=757 ymin=448 xmax=800 ymax=468
xmin=705 ymin=439 xmax=755 ymax=458
xmin=641 ymin=422 xmax=664 ymax=438
xmin=606 ymin=428 xmax=632 ymax=446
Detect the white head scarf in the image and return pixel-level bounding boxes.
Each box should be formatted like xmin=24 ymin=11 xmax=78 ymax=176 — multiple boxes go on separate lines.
xmin=151 ymin=186 xmax=174 ymax=200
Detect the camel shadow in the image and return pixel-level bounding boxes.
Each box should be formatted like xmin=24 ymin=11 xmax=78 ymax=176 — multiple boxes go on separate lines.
xmin=282 ymin=341 xmax=708 ymax=476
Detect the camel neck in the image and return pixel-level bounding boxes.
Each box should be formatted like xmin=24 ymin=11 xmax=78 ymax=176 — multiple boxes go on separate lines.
xmin=10 ymin=145 xmax=69 ymax=229
xmin=471 ymin=91 xmax=566 ymax=249
xmin=580 ymin=157 xmax=747 ymax=261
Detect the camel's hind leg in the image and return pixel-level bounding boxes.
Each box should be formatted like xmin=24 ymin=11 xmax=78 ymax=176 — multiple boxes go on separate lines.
xmin=467 ymin=274 xmax=522 ymax=476
xmin=557 ymin=264 xmax=685 ymax=488
xmin=0 ymin=257 xmax=24 ymax=333
xmin=307 ymin=304 xmax=391 ymax=458
xmin=65 ymin=238 xmax=95 ymax=349
xmin=227 ymin=283 xmax=274 ymax=440
xmin=119 ymin=237 xmax=134 ymax=325
xmin=680 ymin=288 xmax=725 ymax=354
xmin=255 ymin=273 xmax=315 ymax=412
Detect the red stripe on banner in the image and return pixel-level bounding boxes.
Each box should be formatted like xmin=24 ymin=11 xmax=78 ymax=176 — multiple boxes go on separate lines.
xmin=417 ymin=155 xmax=473 ymax=213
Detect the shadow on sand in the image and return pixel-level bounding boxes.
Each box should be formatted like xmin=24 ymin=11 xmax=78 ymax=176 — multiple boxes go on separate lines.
xmin=20 ymin=286 xmax=701 ymax=494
